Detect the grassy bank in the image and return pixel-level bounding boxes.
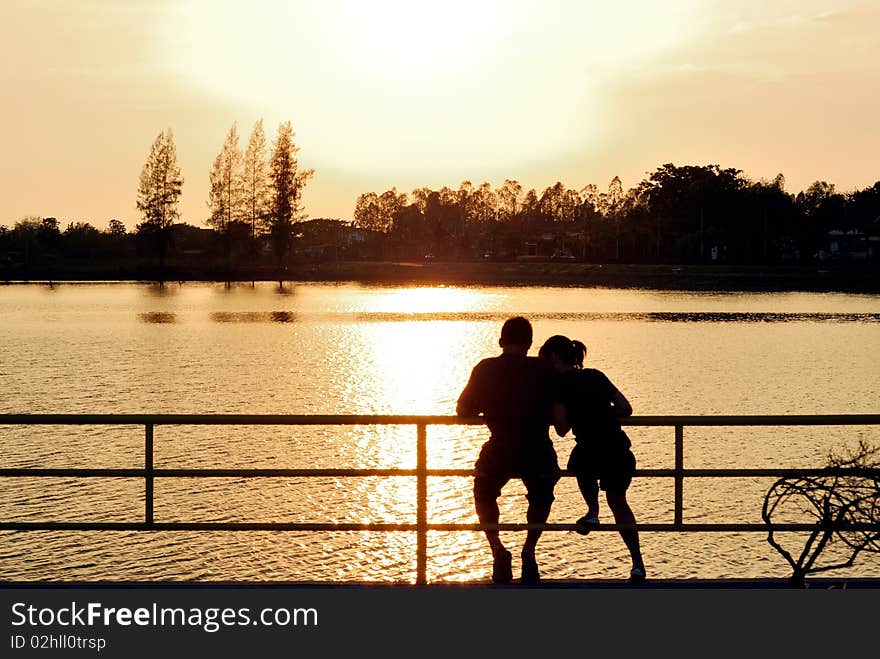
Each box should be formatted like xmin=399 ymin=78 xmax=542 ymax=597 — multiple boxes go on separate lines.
xmin=296 ymin=261 xmax=880 ymax=292
xmin=4 ymin=261 xmax=880 ymax=293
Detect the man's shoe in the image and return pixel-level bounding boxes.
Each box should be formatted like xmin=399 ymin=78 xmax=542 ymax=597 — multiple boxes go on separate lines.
xmin=521 ymin=553 xmax=540 ymax=586
xmin=575 ymin=514 xmax=600 ymax=536
xmin=492 ymin=548 xmax=512 ymax=584
xmin=630 ymin=566 xmax=646 ymax=583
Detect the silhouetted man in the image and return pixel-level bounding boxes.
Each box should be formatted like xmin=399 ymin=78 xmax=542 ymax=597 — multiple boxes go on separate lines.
xmin=457 ymin=316 xmax=560 ymax=585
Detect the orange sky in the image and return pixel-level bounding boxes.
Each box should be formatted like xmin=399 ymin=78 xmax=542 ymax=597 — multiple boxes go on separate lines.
xmin=1 ymin=0 xmax=878 ymax=229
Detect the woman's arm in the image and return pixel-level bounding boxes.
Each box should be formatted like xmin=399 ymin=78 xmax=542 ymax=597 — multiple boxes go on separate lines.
xmin=610 ymin=386 xmax=633 ymax=417
xmin=553 ymin=402 xmax=571 ymax=436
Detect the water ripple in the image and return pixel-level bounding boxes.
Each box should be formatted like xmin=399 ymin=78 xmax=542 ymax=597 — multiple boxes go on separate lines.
xmin=204 ymin=311 xmax=880 ymax=324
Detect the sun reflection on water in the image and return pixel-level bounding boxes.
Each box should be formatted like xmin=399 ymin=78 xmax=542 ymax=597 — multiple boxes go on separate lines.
xmin=334 ymin=287 xmax=502 ymax=579
xmin=343 ymin=285 xmax=491 ymax=314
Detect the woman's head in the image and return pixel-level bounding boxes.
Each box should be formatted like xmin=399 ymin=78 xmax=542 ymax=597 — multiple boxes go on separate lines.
xmin=539 ymin=335 xmax=587 ymax=369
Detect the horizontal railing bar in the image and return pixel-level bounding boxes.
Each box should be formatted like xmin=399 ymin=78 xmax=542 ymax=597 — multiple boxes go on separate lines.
xmin=627 ymin=415 xmax=880 ymax=427
xmin=2 ymin=468 xmax=878 ymax=479
xmin=0 ymin=469 xmax=420 ymax=478
xmin=427 ymin=523 xmax=880 ymax=533
xmin=1 ymin=522 xmax=876 ymax=532
xmin=0 ymin=414 xmax=483 ymax=426
xmin=1 ymin=414 xmax=880 ymax=426
xmin=0 ymin=469 xmax=148 ymax=478
xmin=0 ymin=523 xmax=417 ymax=532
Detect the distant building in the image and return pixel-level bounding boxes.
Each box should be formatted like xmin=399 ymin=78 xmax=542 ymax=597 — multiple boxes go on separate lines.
xmin=818 ymin=229 xmax=869 ymax=262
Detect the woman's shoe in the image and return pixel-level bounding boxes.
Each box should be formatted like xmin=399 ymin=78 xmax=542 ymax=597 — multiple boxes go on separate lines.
xmin=575 ymin=514 xmax=600 ymax=536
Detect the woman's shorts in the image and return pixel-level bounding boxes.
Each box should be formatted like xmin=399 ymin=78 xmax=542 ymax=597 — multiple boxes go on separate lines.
xmin=567 ymin=443 xmax=636 ymax=495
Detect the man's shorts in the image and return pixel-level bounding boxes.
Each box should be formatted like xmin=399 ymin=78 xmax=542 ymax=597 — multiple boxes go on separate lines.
xmin=567 ymin=442 xmax=636 ymax=495
xmin=473 ymin=439 xmax=561 ymax=507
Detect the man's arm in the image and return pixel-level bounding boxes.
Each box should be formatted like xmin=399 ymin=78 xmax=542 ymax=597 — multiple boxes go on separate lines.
xmin=456 ymin=362 xmax=485 ymax=417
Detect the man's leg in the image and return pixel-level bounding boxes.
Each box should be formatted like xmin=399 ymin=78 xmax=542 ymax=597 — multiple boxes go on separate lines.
xmin=474 ymin=468 xmax=512 ymax=583
xmin=520 ymin=468 xmax=559 ymax=584
xmin=474 ymin=476 xmax=505 ymax=555
xmin=522 ymin=493 xmax=553 ymax=554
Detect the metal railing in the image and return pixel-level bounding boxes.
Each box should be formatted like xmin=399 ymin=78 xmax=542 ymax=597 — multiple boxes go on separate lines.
xmin=1 ymin=413 xmax=879 ymax=584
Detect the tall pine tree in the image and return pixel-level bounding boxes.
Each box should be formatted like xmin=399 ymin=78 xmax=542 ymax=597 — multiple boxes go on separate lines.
xmin=207 ymin=123 xmax=243 ymax=280
xmin=242 ymin=119 xmax=270 ymax=252
xmin=136 ymin=129 xmax=183 ymax=280
xmin=267 ymin=121 xmax=313 ymax=281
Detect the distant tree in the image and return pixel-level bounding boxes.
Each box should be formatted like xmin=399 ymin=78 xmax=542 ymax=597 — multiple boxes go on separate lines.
xmin=208 ymin=123 xmax=244 ymax=279
xmin=410 ymin=187 xmax=434 ymax=215
xmin=848 ymin=181 xmax=880 ymax=235
xmin=746 ymin=175 xmax=796 ymax=263
xmin=580 ymin=184 xmax=600 ymax=212
xmin=763 ymin=441 xmax=880 ymax=587
xmin=470 ymin=182 xmax=497 ymax=224
xmin=423 ymin=188 xmax=465 ymax=257
xmin=795 ymin=180 xmax=845 ymax=259
xmin=105 ymin=219 xmax=130 ymax=259
xmin=521 ymin=188 xmax=540 ymax=229
xmin=378 ymin=188 xmax=407 ymax=231
xmin=208 ymin=123 xmax=244 ymax=231
xmin=62 ymin=222 xmax=102 ymax=258
xmin=353 ymin=192 xmax=382 ymax=232
xmin=455 ymin=180 xmax=473 ymax=222
xmin=607 ymin=176 xmax=624 ymax=209
xmin=576 ymin=184 xmax=603 ymax=260
xmin=636 ymin=163 xmax=748 ymax=262
xmin=538 ymin=182 xmax=566 ymax=222
xmin=496 ymin=179 xmax=522 ymax=223
xmin=267 ymin=121 xmax=313 ymax=281
xmin=136 ymin=129 xmax=183 ymax=278
xmin=607 ymin=176 xmax=624 ymax=260
xmin=560 ymin=187 xmax=582 ymax=223
xmin=241 ymin=119 xmax=271 ymax=253
xmin=12 ymin=217 xmax=42 ymax=270
xmin=37 ymin=217 xmax=62 ymax=251
xmin=392 ymin=203 xmax=427 ymax=255
xmin=618 ymin=188 xmax=656 ymax=262
xmin=107 ymin=219 xmax=127 ymax=237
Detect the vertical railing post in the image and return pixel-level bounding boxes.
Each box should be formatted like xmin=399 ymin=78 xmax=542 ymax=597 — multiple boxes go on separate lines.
xmin=145 ymin=424 xmax=154 ymax=526
xmin=674 ymin=424 xmax=684 ymax=527
xmin=416 ymin=422 xmax=427 ymax=585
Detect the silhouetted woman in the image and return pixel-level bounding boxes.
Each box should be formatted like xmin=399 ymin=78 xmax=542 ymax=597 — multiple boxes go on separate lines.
xmin=539 ymin=335 xmax=646 ymax=581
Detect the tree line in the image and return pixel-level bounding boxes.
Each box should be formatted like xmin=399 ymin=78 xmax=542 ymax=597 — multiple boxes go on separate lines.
xmin=0 ymin=120 xmax=312 ymax=281
xmin=3 ymin=158 xmax=879 ymax=277
xmin=353 ymin=167 xmax=880 ymax=264
xmin=136 ymin=121 xmax=313 ymax=277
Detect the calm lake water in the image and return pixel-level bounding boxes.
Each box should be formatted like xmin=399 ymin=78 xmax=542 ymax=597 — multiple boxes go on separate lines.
xmin=1 ymin=281 xmax=879 ymax=582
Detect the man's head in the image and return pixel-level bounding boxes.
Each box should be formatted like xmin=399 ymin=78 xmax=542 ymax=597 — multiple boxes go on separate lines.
xmin=499 ymin=316 xmax=532 ymax=354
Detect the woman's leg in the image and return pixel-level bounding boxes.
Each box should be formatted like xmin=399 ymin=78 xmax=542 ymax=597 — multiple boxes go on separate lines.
xmin=571 ymin=446 xmax=600 ymax=518
xmin=575 ymin=474 xmax=601 ymax=519
xmin=605 ymin=492 xmax=645 ymax=572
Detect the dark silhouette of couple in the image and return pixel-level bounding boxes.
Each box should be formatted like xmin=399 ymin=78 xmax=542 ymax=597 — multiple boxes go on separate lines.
xmin=457 ymin=316 xmax=646 ymax=585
